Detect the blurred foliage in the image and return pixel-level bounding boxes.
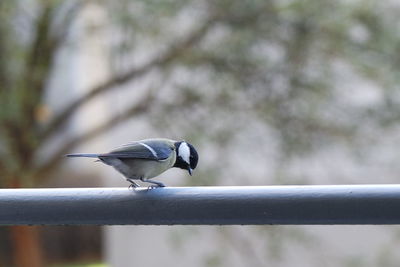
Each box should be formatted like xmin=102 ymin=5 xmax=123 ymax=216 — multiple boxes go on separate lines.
xmin=102 ymin=0 xmax=400 ymax=160
xmin=1 ymin=0 xmax=399 ymax=185
xmin=1 ymin=0 xmax=400 ymax=267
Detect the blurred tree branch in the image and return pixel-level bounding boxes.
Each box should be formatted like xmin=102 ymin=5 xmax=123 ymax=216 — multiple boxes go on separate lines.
xmin=1 ymin=1 xmax=83 ymax=174
xmin=33 ymin=89 xmax=157 ymax=180
xmin=38 ymin=15 xmax=216 ymax=144
xmin=15 ymin=2 xmax=56 ymax=165
xmin=51 ymin=1 xmax=84 ymax=48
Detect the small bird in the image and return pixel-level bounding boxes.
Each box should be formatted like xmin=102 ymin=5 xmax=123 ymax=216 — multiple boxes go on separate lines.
xmin=66 ymin=138 xmax=199 ymax=188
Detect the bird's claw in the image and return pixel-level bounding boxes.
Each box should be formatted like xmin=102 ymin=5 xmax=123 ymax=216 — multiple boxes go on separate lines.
xmin=126 ymin=178 xmax=140 ymax=189
xmin=139 ymin=178 xmax=165 ymax=189
xmin=128 ymin=182 xmax=140 ymax=190
xmin=147 ymin=184 xmax=166 ymax=189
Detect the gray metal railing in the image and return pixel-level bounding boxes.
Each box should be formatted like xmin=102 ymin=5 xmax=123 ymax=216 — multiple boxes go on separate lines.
xmin=1 ymin=185 xmax=400 ymax=225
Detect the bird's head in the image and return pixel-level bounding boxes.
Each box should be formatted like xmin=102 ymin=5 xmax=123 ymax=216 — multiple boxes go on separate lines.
xmin=174 ymin=141 xmax=199 ymax=175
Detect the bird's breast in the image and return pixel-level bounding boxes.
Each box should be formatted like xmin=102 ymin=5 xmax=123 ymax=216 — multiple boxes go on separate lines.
xmin=119 ymin=154 xmax=176 ymax=179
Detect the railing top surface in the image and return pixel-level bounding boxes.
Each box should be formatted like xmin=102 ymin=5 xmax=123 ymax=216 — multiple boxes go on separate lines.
xmin=1 ymin=185 xmax=400 ymax=225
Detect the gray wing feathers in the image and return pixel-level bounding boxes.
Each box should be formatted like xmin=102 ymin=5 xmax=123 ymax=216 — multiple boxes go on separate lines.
xmin=101 ymin=141 xmax=172 ymax=161
xmin=67 ymin=140 xmax=173 ymax=161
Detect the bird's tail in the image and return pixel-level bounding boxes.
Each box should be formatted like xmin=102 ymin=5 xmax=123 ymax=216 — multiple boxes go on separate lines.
xmin=66 ymin=153 xmax=99 ymax=158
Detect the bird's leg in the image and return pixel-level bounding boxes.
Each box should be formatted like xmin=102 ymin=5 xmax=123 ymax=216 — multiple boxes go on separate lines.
xmin=126 ymin=178 xmax=140 ymax=189
xmin=140 ymin=178 xmax=165 ymax=188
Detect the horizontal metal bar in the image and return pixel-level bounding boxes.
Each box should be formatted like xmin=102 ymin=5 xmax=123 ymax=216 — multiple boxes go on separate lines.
xmin=1 ymin=185 xmax=400 ymax=225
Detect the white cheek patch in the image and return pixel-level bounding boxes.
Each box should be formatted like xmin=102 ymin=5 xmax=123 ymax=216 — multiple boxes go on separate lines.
xmin=178 ymin=142 xmax=190 ymax=164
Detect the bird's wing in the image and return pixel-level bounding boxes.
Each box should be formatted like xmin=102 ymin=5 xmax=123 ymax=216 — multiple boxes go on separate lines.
xmin=99 ymin=140 xmax=173 ymax=161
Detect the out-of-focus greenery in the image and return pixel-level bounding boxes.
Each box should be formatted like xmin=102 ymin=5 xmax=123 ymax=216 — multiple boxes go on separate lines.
xmin=1 ymin=0 xmax=400 ymax=267
xmin=1 ymin=0 xmax=399 ymax=185
xmin=103 ymin=0 xmax=400 ymax=158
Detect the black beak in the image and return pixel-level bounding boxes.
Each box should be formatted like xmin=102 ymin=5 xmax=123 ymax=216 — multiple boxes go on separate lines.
xmin=188 ymin=167 xmax=193 ymax=176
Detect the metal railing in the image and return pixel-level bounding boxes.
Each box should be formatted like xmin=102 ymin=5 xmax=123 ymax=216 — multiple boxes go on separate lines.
xmin=1 ymin=185 xmax=400 ymax=225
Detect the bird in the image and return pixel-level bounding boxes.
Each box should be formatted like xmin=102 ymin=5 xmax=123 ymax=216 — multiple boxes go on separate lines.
xmin=66 ymin=138 xmax=199 ymax=188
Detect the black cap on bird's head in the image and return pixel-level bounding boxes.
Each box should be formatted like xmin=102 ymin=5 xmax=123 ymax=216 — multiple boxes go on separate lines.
xmin=174 ymin=141 xmax=199 ymax=175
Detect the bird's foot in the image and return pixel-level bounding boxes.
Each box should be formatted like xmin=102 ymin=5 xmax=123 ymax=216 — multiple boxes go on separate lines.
xmin=147 ymin=184 xmax=166 ymax=189
xmin=126 ymin=179 xmax=140 ymax=189
xmin=128 ymin=184 xmax=138 ymax=190
xmin=140 ymin=178 xmax=165 ymax=189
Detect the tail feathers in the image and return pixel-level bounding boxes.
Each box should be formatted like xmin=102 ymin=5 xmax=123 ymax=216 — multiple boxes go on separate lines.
xmin=66 ymin=153 xmax=99 ymax=158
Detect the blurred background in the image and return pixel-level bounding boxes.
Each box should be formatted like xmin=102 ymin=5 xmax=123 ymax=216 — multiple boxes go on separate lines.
xmin=1 ymin=0 xmax=400 ymax=266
